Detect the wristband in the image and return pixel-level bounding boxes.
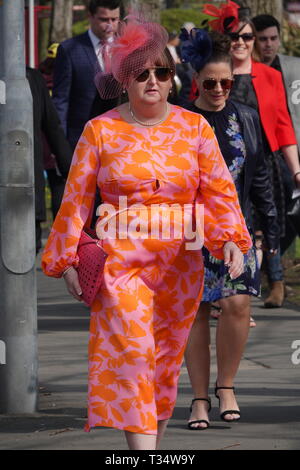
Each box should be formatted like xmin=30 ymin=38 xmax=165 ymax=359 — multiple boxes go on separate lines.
xmin=62 ymin=266 xmax=73 ymax=277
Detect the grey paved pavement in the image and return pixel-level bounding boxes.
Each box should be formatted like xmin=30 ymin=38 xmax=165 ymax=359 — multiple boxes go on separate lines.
xmin=0 ymin=255 xmax=300 ymax=450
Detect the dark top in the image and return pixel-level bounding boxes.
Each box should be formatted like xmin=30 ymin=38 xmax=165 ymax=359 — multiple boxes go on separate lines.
xmin=230 ymin=73 xmax=271 ymax=155
xmin=26 ymin=67 xmax=72 ymax=220
xmin=189 ymin=101 xmax=245 ymax=205
xmin=270 ymin=55 xmax=282 ymax=72
xmin=230 ymin=74 xmax=258 ymax=112
xmin=184 ymin=99 xmax=279 ymax=250
xmin=228 ymin=69 xmax=286 ymax=236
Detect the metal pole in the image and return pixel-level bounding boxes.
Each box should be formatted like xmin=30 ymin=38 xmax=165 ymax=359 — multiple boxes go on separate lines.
xmin=0 ymin=0 xmax=37 ymax=413
xmin=29 ymin=0 xmax=35 ymax=68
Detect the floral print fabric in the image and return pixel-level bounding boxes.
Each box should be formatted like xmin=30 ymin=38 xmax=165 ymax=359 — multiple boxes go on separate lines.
xmin=188 ymin=101 xmax=260 ymax=302
xmin=202 ymin=246 xmax=260 ymax=302
xmin=42 ymin=105 xmax=252 ymax=434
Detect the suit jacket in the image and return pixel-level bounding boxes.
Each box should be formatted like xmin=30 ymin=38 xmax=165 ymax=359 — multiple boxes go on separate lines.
xmin=26 ymin=67 xmax=72 ymax=221
xmin=277 ymin=53 xmax=300 ymax=153
xmin=251 ymin=60 xmax=297 ymax=152
xmin=52 ymin=31 xmax=117 ymax=150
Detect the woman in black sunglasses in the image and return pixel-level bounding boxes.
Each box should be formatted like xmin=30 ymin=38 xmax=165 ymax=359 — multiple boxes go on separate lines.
xmin=180 ymin=28 xmax=279 ymax=430
xmin=42 ymin=15 xmax=252 ymax=450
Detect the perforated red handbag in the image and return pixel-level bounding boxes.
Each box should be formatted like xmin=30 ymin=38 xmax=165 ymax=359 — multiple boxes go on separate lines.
xmin=77 ymin=227 xmax=107 ymax=307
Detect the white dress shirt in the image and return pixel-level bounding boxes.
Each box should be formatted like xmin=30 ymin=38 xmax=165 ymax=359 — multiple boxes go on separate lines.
xmin=88 ymin=29 xmax=113 ymax=72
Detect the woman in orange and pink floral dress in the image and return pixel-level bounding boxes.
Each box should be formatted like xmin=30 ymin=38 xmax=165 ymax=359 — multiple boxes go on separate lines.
xmin=41 ymin=15 xmax=252 ymax=450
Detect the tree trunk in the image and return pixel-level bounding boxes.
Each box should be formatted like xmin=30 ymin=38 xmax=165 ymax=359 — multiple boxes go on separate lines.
xmin=38 ymin=0 xmax=52 ymax=62
xmin=124 ymin=0 xmax=161 ymax=22
xmin=49 ymin=0 xmax=74 ymax=44
xmin=237 ymin=0 xmax=283 ymax=23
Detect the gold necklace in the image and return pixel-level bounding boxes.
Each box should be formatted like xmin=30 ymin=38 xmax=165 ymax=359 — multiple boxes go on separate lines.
xmin=129 ymin=103 xmax=169 ymax=127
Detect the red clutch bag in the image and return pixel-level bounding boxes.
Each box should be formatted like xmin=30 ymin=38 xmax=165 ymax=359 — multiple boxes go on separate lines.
xmin=76 ymin=227 xmax=107 ymax=307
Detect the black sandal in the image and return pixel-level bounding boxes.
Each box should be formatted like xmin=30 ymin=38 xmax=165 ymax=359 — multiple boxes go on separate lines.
xmin=215 ymin=384 xmax=241 ymax=422
xmin=188 ymin=397 xmax=211 ymax=430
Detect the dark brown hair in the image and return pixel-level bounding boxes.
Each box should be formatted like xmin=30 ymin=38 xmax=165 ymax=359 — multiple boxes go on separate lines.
xmin=235 ymin=19 xmax=262 ymax=62
xmin=205 ymin=31 xmax=233 ymax=70
xmin=88 ymin=0 xmax=122 ymax=15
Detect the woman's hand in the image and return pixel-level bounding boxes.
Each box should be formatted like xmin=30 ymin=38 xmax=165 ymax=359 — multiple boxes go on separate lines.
xmin=294 ymin=172 xmax=300 ymax=189
xmin=266 ymin=248 xmax=278 ymax=258
xmin=63 ymin=266 xmax=83 ymax=301
xmin=223 ymin=241 xmax=244 ymax=280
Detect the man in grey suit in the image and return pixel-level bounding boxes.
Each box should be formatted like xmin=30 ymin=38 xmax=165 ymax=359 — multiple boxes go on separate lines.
xmin=253 ymin=14 xmax=300 ymax=307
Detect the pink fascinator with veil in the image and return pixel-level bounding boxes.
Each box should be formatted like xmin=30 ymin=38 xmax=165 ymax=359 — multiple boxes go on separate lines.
xmin=95 ymin=13 xmax=169 ymax=99
xmin=203 ymin=1 xmax=240 ymax=33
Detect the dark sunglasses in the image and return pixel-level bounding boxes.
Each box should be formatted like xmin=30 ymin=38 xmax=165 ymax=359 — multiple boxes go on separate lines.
xmin=202 ymin=78 xmax=234 ymax=91
xmin=228 ymin=32 xmax=255 ymax=42
xmin=135 ymin=67 xmax=173 ymax=83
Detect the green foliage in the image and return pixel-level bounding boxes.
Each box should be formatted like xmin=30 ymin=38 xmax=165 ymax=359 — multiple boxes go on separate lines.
xmin=41 ymin=182 xmax=53 ymax=229
xmin=282 ymin=19 xmax=300 ymax=57
xmin=295 ymin=237 xmax=300 ymax=259
xmin=166 ymin=0 xmax=183 ymax=7
xmin=72 ymin=6 xmax=211 ymax=37
xmin=72 ymin=18 xmax=89 ymax=36
xmin=161 ymin=8 xmax=211 ymax=33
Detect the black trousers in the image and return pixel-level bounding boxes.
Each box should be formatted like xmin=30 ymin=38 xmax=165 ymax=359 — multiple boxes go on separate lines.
xmin=278 ymin=157 xmax=297 ymax=254
xmin=46 ymin=169 xmax=66 ymax=219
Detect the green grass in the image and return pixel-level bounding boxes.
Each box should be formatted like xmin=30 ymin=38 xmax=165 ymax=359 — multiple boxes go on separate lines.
xmin=41 ymin=182 xmax=53 ymax=230
xmin=296 ymin=237 xmax=300 ymax=258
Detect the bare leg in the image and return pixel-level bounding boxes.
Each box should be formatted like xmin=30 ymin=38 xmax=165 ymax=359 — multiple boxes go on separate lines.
xmin=124 ymin=431 xmax=157 ymax=450
xmin=216 ymin=294 xmax=250 ymax=420
xmin=184 ymin=303 xmax=211 ymax=429
xmin=255 ymin=231 xmax=264 ymax=269
xmin=156 ymin=419 xmax=169 ymax=449
xmin=124 ymin=419 xmax=169 ymax=450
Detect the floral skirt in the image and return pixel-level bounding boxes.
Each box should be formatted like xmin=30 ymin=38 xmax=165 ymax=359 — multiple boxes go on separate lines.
xmin=202 ymin=246 xmax=260 ymax=302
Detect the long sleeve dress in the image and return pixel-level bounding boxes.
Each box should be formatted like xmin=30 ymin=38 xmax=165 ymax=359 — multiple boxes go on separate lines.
xmin=42 ymin=105 xmax=252 ymax=435
xmin=185 ymin=100 xmax=273 ymax=301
